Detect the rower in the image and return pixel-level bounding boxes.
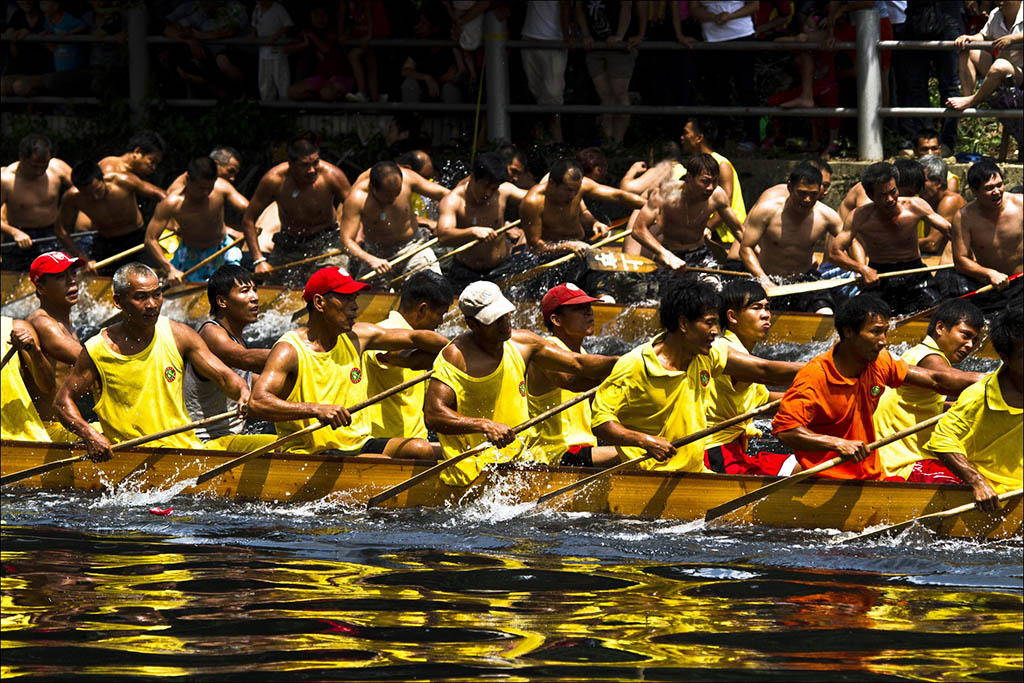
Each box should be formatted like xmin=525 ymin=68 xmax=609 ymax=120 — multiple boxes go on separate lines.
xmin=99 ymin=130 xmax=166 ymax=182
xmin=248 ymin=266 xmax=447 ymax=458
xmin=828 ymin=162 xmax=950 ymax=315
xmin=1 ymin=315 xmax=55 ymax=442
xmin=145 ymin=157 xmax=249 ymax=285
xmin=242 ymin=134 xmax=352 ymax=282
xmin=748 ymin=158 xmax=833 ymax=208
xmin=396 ymin=149 xmax=440 ymax=232
xmin=591 ymin=279 xmax=801 ymax=472
xmin=740 ymin=162 xmax=843 ymax=313
xmin=183 ymin=264 xmax=274 ymax=451
xmin=631 ymin=154 xmax=744 ymax=289
xmin=917 ymin=155 xmax=966 ymax=257
xmin=423 ymin=280 xmax=619 ymax=485
xmin=525 ymin=283 xmax=620 ymax=468
xmin=678 ymin=118 xmax=746 ymax=258
xmin=364 ymin=270 xmax=454 ymax=442
xmin=55 ymin=263 xmax=250 ymax=462
xmin=167 ymin=146 xmax=244 ymax=194
xmin=703 ymin=280 xmax=799 ymax=476
xmin=56 ymin=161 xmax=167 ymax=274
xmin=773 ymin=295 xmax=982 ymax=481
xmin=925 ymin=303 xmax=1023 ymax=509
xmin=913 ymin=128 xmax=960 ymax=193
xmin=340 ymin=160 xmax=449 ymax=284
xmin=874 ymin=299 xmax=986 ymax=482
xmin=437 ymin=152 xmax=528 ymax=293
xmin=1 ymin=134 xmax=72 ymax=272
xmin=950 ymin=160 xmax=1024 ymax=313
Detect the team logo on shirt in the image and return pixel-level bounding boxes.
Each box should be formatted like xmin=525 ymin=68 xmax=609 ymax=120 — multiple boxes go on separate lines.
xmin=164 ymin=366 xmax=176 ymax=383
xmin=699 ymin=370 xmax=710 ymax=387
xmin=870 ymin=384 xmax=882 ymax=397
xmin=519 ymin=380 xmax=526 ymax=396
xmin=350 ymin=367 xmax=362 ymax=384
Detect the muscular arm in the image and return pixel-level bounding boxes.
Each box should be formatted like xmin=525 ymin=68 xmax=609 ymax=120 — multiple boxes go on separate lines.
xmin=10 ymin=319 xmax=54 ymax=394
xmin=632 ymin=200 xmax=678 ymax=267
xmin=29 ymin=314 xmax=82 ymax=367
xmin=933 ymin=450 xmax=1001 ymax=510
xmin=407 ymin=169 xmax=449 ymax=202
xmin=55 ymin=350 xmax=112 ymax=459
xmin=951 ymin=206 xmax=1004 ymax=285
xmin=327 ymin=164 xmax=352 ymax=205
xmin=904 ymin=364 xmax=982 ymax=397
xmin=515 ymin=330 xmax=617 ymax=380
xmin=436 ymin=192 xmax=496 ymax=246
xmin=828 ymin=209 xmax=874 ymax=279
xmin=713 ymin=189 xmax=745 ymax=242
xmin=219 ymin=179 xmax=249 ymax=214
xmin=739 ymin=202 xmax=771 ymax=281
xmin=172 ymin=321 xmax=248 ymax=403
xmin=354 ymin=322 xmax=448 ymax=354
xmin=120 ymin=172 xmax=167 ymax=203
xmin=144 ymin=199 xmax=178 ymax=273
xmin=582 ymin=177 xmax=645 ymax=210
xmin=55 ymin=189 xmax=90 ymax=262
xmin=201 ymin=324 xmax=269 ymax=374
xmin=913 ymin=197 xmax=952 ymax=239
xmin=723 ymin=347 xmax=800 ymax=385
xmin=241 ymin=175 xmax=276 ymax=266
xmin=339 ymin=192 xmax=385 ymax=268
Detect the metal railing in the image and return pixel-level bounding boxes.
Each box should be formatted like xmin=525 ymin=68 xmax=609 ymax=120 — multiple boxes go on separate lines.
xmin=3 ymin=8 xmax=1020 ymax=159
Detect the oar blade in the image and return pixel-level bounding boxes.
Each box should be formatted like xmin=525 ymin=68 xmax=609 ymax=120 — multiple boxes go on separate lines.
xmin=585 ymin=250 xmax=658 ymax=274
xmin=0 ymin=454 xmax=85 ymax=487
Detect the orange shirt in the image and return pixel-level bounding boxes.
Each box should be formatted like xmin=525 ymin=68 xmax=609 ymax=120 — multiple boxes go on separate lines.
xmin=772 ymin=346 xmax=908 ymax=479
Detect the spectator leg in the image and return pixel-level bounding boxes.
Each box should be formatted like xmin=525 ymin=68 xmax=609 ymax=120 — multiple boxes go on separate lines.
xmin=958 ymin=49 xmax=990 ymax=95
xmin=349 ymin=48 xmax=367 ymax=97
xmin=258 ymin=60 xmax=275 ymax=101
xmin=273 ymin=57 xmax=290 ymax=100
xmin=899 ymin=49 xmax=932 ymax=138
xmin=931 ymin=49 xmax=961 ymax=149
xmin=779 ymin=52 xmax=815 ymax=108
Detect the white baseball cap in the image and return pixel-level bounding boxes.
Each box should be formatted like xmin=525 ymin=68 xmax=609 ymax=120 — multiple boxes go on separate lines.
xmin=459 ymin=281 xmax=516 ymax=325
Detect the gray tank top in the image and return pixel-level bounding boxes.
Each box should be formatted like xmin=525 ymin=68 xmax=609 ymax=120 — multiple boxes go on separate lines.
xmin=183 ymin=320 xmax=250 ymax=440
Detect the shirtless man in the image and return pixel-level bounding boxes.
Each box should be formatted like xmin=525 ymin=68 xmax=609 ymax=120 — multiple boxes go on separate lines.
xmin=741 ymin=164 xmax=843 ymax=313
xmin=167 ymin=145 xmax=243 ymax=194
xmin=914 ymin=128 xmax=960 ymax=193
xmin=56 ymin=161 xmax=167 ymax=273
xmin=1 ymin=134 xmax=72 ymax=271
xmin=99 ymin=130 xmax=167 ymax=184
xmin=828 ymin=162 xmax=951 ymax=314
xmin=340 ymin=160 xmax=449 ymax=283
xmin=749 ymin=158 xmax=833 ymax=208
xmin=145 ymin=157 xmax=249 ymax=284
xmin=243 ymin=135 xmax=351 ymax=282
xmin=950 ymin=160 xmax=1024 ymax=312
xmin=918 ymin=155 xmax=966 ymax=256
xmin=437 ymin=152 xmax=527 ymax=292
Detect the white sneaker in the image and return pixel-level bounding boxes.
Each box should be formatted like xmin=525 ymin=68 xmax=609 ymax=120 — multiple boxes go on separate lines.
xmin=346 ymin=92 xmax=367 ymax=103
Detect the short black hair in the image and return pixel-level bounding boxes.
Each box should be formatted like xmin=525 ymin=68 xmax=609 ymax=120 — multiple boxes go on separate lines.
xmin=861 ymin=162 xmax=897 ymax=196
xmin=187 ymin=156 xmax=218 ymax=182
xmin=472 ymin=152 xmax=508 ymax=185
xmin=399 ymin=271 xmax=454 ymax=311
xmin=210 ymin=146 xmax=241 ymax=166
xmin=927 ymin=298 xmax=984 ymax=338
xmin=370 ymin=160 xmax=402 ymax=189
xmin=499 ymin=144 xmax=526 ymax=167
xmin=967 ymin=159 xmax=1003 ymax=191
xmin=207 ymin=264 xmax=255 ymax=313
xmin=788 ymin=161 xmax=823 ymax=187
xmin=684 ymin=153 xmax=719 ymax=180
xmin=127 ymin=130 xmax=166 ymax=155
xmin=719 ymin=279 xmax=768 ymax=329
xmin=549 ymin=157 xmax=583 ymax=185
xmin=660 ymin=279 xmax=721 ymax=332
xmin=834 ymin=295 xmax=892 ymax=340
xmin=806 ymin=157 xmax=833 ymax=176
xmin=71 ymin=160 xmax=102 ymax=189
xmin=894 ymin=158 xmax=925 ymax=194
xmin=990 ymin=303 xmax=1023 ymax=358
xmin=287 ymin=133 xmax=319 ymax=162
xmin=576 ymin=147 xmax=608 ymax=176
xmin=19 ymin=133 xmax=52 ymax=159
xmin=686 ymin=117 xmax=716 ymax=143
xmin=396 ymin=149 xmax=432 ymax=175
xmin=914 ymin=128 xmax=940 ymax=145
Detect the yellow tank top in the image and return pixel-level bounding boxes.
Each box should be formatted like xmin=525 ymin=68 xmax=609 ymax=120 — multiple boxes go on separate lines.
xmin=276 ymin=330 xmax=371 ymax=453
xmin=85 ymin=316 xmax=199 ymax=449
xmin=431 ymin=339 xmax=530 ymax=486
xmin=526 ymin=336 xmax=596 ymax=465
xmin=365 ymin=311 xmax=428 ymax=440
xmin=705 ymin=330 xmax=771 ymax=449
xmin=672 ymin=152 xmax=746 ymax=243
xmin=0 ymin=316 xmax=51 ymax=442
xmin=874 ymin=336 xmax=949 ymax=479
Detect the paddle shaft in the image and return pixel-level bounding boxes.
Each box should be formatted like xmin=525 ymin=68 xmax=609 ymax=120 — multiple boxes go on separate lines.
xmin=703 ymin=412 xmax=948 ymax=523
xmin=535 ymin=398 xmax=783 ymax=506
xmin=178 ymin=235 xmax=246 ymax=281
xmin=499 ymin=227 xmax=634 ymax=290
xmin=1 ymin=230 xmax=97 ymax=250
xmin=0 ymin=345 xmax=16 ymax=370
xmin=0 ymin=409 xmax=238 ymax=487
xmin=894 ymin=271 xmax=1023 ymax=327
xmin=834 ymin=488 xmax=1023 ymax=544
xmin=366 ymin=386 xmax=602 ymax=508
xmin=358 ymin=236 xmax=439 ymax=282
xmin=389 ymin=220 xmax=521 ymax=286
xmin=766 ymin=263 xmax=955 ymax=299
xmin=92 ymin=229 xmax=178 ymax=271
xmin=586 ymin=250 xmax=747 ymax=277
xmin=194 ymin=371 xmax=435 ymax=485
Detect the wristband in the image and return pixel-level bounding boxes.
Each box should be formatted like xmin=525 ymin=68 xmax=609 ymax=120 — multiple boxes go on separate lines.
xmin=252 ymin=257 xmax=267 ymax=266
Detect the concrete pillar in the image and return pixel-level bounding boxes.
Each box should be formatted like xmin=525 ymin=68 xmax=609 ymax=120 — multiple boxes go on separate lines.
xmin=484 ymin=10 xmax=510 ymax=142
xmin=127 ymin=6 xmax=149 ymax=126
xmin=855 ymin=7 xmax=883 ymax=160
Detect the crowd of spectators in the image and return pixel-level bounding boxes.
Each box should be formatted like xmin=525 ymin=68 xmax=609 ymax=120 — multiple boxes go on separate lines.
xmin=2 ymin=1 xmax=1021 ymax=154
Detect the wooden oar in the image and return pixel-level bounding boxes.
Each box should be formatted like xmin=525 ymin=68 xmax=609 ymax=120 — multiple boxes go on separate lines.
xmin=764 ymin=263 xmax=955 ymax=299
xmin=833 ymin=488 xmax=1023 ymax=544
xmin=703 ymin=412 xmax=948 ymax=523
xmin=389 ymin=220 xmax=522 ymax=287
xmin=498 ymin=228 xmax=634 ymax=290
xmin=1 ymin=230 xmax=97 ymax=250
xmin=266 ymin=248 xmax=344 ymax=276
xmin=194 ymin=370 xmax=434 ymax=485
xmin=0 ymin=345 xmax=17 ymax=371
xmin=894 ymin=271 xmax=1023 ymax=328
xmin=585 ymin=249 xmax=748 ymax=277
xmin=534 ymin=398 xmax=783 ymax=506
xmin=0 ymin=408 xmax=238 ymax=487
xmin=366 ymin=385 xmax=601 ymax=508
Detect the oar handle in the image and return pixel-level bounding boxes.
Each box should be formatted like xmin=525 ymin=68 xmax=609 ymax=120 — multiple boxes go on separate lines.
xmin=686 ymin=266 xmax=749 ymax=277
xmin=175 ymin=235 xmax=246 ymax=282
xmin=91 ymin=230 xmax=176 ymax=271
xmin=920 ymin=488 xmax=1023 ymax=521
xmin=1 ymin=230 xmax=98 ymax=250
xmin=390 ymin=220 xmax=522 ymax=286
xmin=267 ymin=248 xmax=345 ymax=275
xmin=358 ymin=237 xmax=440 ymax=282
xmin=536 ymin=227 xmax=636 ymax=273
xmin=875 ymin=263 xmax=954 ymax=279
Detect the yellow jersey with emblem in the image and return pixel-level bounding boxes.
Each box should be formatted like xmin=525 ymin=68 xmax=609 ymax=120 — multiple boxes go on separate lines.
xmin=874 ymin=336 xmax=950 ymax=479
xmin=365 ymin=310 xmax=428 ymax=440
xmin=276 ymin=330 xmax=371 ymax=453
xmin=432 ymin=339 xmax=530 ymax=486
xmin=85 ymin=316 xmax=199 ymax=449
xmin=526 ymin=336 xmax=596 ymax=465
xmin=672 ymin=151 xmax=746 ymax=243
xmin=925 ymin=367 xmax=1022 ymax=494
xmin=705 ymin=329 xmax=770 ymax=449
xmin=592 ymin=337 xmax=727 ymax=472
xmin=1 ymin=316 xmax=51 ymax=442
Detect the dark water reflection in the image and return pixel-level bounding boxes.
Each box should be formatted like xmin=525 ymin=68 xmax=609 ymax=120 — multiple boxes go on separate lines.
xmin=2 ymin=488 xmax=1021 ymax=681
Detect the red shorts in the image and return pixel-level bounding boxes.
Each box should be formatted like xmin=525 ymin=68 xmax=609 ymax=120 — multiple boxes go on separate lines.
xmin=705 ymin=439 xmax=794 ymax=476
xmin=906 ymin=459 xmax=964 ymax=485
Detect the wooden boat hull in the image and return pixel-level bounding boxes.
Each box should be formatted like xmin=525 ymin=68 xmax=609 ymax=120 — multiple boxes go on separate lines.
xmin=0 ymin=271 xmax=999 ymax=358
xmin=2 ymin=440 xmax=1019 ymax=539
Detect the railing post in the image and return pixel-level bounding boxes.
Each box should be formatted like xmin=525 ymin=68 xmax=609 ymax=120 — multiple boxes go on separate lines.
xmin=127 ymin=5 xmax=148 ymax=126
xmin=855 ymin=7 xmax=883 ymax=160
xmin=484 ymin=10 xmax=510 ymax=142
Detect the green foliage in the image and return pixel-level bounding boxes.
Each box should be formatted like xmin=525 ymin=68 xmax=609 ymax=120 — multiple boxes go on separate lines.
xmin=927 ymin=77 xmax=1004 ymax=156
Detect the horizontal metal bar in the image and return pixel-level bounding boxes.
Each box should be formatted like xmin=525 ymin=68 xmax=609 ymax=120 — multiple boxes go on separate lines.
xmin=161 ymin=99 xmax=481 ymax=112
xmin=506 ymin=104 xmax=857 ymax=116
xmin=0 ymin=96 xmax=102 ymax=105
xmin=879 ymin=107 xmax=1023 ymax=118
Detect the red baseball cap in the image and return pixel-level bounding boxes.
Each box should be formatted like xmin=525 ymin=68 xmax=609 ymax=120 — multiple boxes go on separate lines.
xmin=30 ymin=251 xmax=84 ymax=284
xmin=541 ymin=282 xmax=601 ymax=322
xmin=303 ymin=266 xmax=369 ymax=302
